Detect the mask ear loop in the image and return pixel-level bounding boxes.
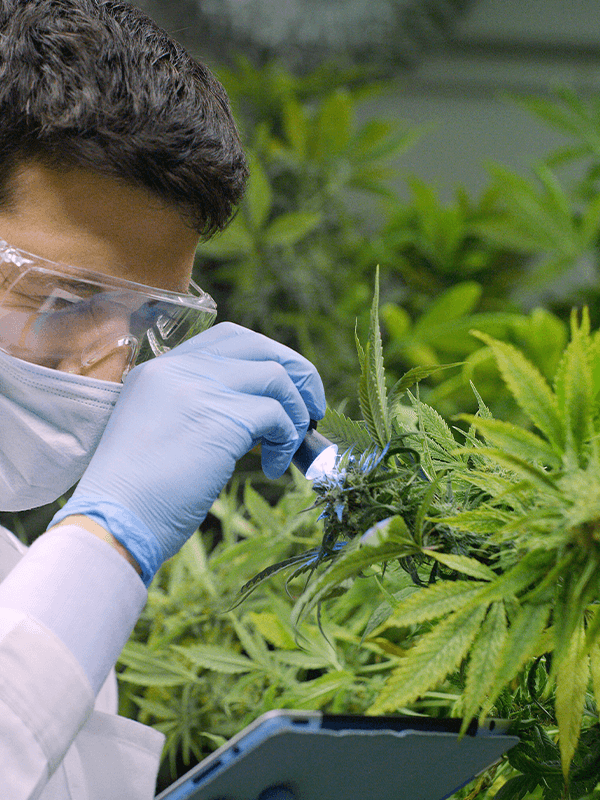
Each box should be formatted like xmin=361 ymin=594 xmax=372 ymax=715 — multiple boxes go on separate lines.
xmin=81 ymin=333 xmax=140 ymax=381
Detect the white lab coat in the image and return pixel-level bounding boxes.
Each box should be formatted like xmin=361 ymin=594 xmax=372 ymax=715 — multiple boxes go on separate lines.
xmin=0 ymin=523 xmax=166 ymax=799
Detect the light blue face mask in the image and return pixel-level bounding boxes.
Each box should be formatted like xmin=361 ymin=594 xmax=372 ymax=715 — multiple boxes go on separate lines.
xmin=0 ymin=349 xmax=121 ymax=511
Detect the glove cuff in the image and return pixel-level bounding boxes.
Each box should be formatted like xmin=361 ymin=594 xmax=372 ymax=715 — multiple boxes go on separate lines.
xmin=48 ymin=497 xmax=163 ymax=588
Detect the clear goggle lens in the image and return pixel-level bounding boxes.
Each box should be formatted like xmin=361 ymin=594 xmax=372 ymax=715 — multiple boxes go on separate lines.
xmin=0 ymin=241 xmax=217 ymax=382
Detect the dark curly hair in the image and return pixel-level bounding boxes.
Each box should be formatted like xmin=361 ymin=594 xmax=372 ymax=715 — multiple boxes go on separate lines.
xmin=0 ymin=0 xmax=248 ymax=237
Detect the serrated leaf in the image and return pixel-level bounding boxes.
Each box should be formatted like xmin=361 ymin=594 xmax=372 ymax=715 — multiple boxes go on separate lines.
xmin=555 ymin=620 xmax=589 ymax=780
xmin=243 ymin=483 xmax=280 ymax=534
xmin=170 ymin=644 xmax=258 ymax=674
xmin=492 ymin=774 xmax=538 ymax=800
xmin=434 ymin=508 xmax=513 ymax=536
xmin=118 ymin=642 xmax=199 ymax=686
xmin=372 ymin=580 xmax=488 ymax=635
xmin=318 ymin=406 xmax=373 ymax=452
xmin=589 ymin=637 xmax=600 ymax=713
xmin=358 ymin=267 xmax=391 ymax=447
xmin=388 ymin=363 xmax=461 ymax=410
xmin=554 ymin=310 xmax=593 ymax=465
xmin=427 ymin=551 xmax=497 ymax=581
xmin=284 ymin=670 xmax=354 ymax=709
xmin=458 ymin=447 xmax=562 ymax=495
xmin=462 ymin=602 xmax=508 ymax=729
xmin=292 ymin=537 xmax=417 ymax=625
xmin=471 ymin=331 xmax=564 ymax=450
xmin=480 ymin=599 xmax=552 ymax=719
xmin=456 ymin=414 xmax=562 ymax=469
xmin=368 ymin=604 xmax=487 ymax=714
xmin=273 ymin=650 xmax=333 ymax=670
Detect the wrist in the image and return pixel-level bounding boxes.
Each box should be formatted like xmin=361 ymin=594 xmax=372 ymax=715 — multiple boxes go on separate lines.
xmin=49 ymin=514 xmax=143 ymax=577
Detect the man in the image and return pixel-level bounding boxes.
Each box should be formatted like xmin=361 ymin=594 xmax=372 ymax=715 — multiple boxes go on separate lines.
xmin=0 ymin=1 xmax=325 ymax=797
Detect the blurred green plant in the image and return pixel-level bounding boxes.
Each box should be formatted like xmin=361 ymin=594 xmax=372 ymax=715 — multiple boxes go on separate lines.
xmin=194 ymin=61 xmax=422 ymax=408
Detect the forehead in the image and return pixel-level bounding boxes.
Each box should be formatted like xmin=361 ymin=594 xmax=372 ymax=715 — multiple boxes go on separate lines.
xmin=0 ymin=162 xmax=200 ymax=292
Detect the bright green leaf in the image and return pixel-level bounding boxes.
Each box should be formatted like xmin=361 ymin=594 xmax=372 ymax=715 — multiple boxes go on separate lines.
xmin=368 ymin=604 xmax=487 ymax=714
xmin=262 ymin=212 xmax=322 ymax=248
xmin=555 ymin=620 xmax=589 ymax=780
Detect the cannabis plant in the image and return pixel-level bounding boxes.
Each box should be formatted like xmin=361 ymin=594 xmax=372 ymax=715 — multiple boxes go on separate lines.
xmin=235 ymin=271 xmax=600 ymax=793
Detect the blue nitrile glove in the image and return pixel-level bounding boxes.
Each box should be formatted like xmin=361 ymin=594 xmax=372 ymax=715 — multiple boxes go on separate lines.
xmin=49 ymin=323 xmax=326 ymax=586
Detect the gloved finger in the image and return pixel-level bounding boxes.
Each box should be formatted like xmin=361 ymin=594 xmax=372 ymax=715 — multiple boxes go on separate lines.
xmin=164 ymin=322 xmax=326 ymax=420
xmin=236 ymin=393 xmax=303 ymax=479
xmin=193 ymin=357 xmax=310 ymax=440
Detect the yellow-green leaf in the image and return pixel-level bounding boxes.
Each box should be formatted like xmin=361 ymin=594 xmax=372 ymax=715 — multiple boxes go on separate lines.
xmin=457 ymin=414 xmax=562 ymax=469
xmin=372 ymin=580 xmax=488 ymax=636
xmin=368 ymin=604 xmax=487 ymax=714
xmin=462 ymin=602 xmax=508 ymax=730
xmin=262 ymin=212 xmax=322 ymax=248
xmin=589 ymin=639 xmax=600 ymax=713
xmin=170 ymin=644 xmax=258 ymax=674
xmin=427 ymin=551 xmax=496 ymax=582
xmin=555 ymin=620 xmax=589 ymax=781
xmin=247 ymin=612 xmax=296 ymax=650
xmin=471 ymin=332 xmax=564 ymax=450
xmin=554 ymin=311 xmax=593 ymax=465
xmin=480 ymin=599 xmax=552 ymax=719
xmin=245 ymin=151 xmax=273 ymax=231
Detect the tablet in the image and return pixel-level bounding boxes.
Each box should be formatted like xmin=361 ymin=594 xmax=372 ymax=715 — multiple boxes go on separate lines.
xmin=155 ymin=709 xmax=518 ymax=800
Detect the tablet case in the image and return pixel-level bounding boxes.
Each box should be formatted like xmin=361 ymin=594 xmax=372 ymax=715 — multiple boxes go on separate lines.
xmin=156 ymin=710 xmax=518 ymax=800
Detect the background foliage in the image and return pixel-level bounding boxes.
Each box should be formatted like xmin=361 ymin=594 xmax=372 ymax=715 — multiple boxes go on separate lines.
xmin=5 ymin=62 xmax=600 ymax=798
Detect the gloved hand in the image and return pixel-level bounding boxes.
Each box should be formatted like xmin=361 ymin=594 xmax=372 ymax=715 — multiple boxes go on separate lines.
xmin=48 ymin=323 xmax=326 ymax=586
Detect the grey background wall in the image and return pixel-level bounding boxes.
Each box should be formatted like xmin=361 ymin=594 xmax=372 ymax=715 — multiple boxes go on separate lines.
xmin=134 ymin=0 xmax=600 ymax=203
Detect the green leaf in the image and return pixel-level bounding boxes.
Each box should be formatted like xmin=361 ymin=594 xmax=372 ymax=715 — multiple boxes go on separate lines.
xmin=292 ymin=537 xmax=417 ymax=625
xmin=318 ymin=406 xmax=373 ymax=452
xmin=368 ymin=603 xmax=487 ymax=714
xmin=462 ymin=602 xmax=508 ymax=729
xmin=273 ymin=650 xmax=333 ymax=670
xmin=426 ymin=551 xmax=497 ymax=582
xmin=243 ymin=483 xmax=280 ymax=534
xmin=381 ymin=302 xmax=411 ymax=339
xmin=282 ymin=97 xmax=308 ymax=158
xmin=554 ymin=309 xmax=593 ymax=465
xmin=555 ymin=619 xmax=589 ymax=780
xmin=358 ymin=267 xmax=391 ymax=447
xmin=388 ymin=363 xmax=461 ymax=410
xmin=414 ymin=282 xmax=482 ymax=334
xmin=196 ymin=213 xmax=254 ymax=259
xmin=471 ymin=331 xmax=564 ymax=450
xmin=434 ymin=508 xmax=514 ymax=536
xmin=316 ymin=88 xmax=352 ymax=155
xmin=480 ymin=599 xmax=552 ymax=720
xmin=372 ymin=580 xmax=489 ymax=634
xmin=589 ymin=636 xmax=600 ymax=712
xmin=458 ymin=447 xmax=562 ymax=495
xmin=456 ymin=414 xmax=562 ymax=469
xmin=245 ymin=151 xmax=273 ymax=231
xmin=263 ymin=212 xmax=322 ymax=248
xmin=170 ymin=644 xmax=258 ymax=674
xmin=246 ymin=611 xmax=296 ymax=650
xmin=117 ymin=642 xmax=199 ymax=686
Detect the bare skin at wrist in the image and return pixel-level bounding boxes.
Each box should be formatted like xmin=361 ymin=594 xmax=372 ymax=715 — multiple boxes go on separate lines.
xmin=49 ymin=514 xmax=143 ymax=577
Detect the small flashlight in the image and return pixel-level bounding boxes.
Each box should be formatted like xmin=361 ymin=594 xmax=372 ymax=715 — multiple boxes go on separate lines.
xmin=291 ymin=420 xmax=338 ymax=480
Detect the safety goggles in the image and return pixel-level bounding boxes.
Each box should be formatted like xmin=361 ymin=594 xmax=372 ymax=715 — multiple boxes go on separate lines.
xmin=0 ymin=240 xmax=217 ymax=382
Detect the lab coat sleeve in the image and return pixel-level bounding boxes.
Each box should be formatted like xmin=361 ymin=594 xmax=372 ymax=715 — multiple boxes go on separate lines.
xmin=0 ymin=525 xmax=156 ymax=798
